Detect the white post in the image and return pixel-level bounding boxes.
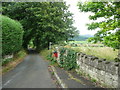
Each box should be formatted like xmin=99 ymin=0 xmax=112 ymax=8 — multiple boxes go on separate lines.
xmin=49 ymin=42 xmax=52 ymax=50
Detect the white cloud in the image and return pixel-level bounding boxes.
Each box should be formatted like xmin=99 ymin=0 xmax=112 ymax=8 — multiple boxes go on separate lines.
xmin=64 ymin=0 xmax=98 ymax=35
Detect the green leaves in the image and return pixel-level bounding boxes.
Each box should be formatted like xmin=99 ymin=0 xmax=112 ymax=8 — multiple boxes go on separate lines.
xmin=59 ymin=48 xmax=77 ymax=70
xmin=2 ymin=2 xmax=77 ymax=51
xmin=87 ymin=22 xmax=100 ymax=30
xmin=1 ymin=15 xmax=24 ymax=56
xmin=78 ymin=2 xmax=120 ymax=50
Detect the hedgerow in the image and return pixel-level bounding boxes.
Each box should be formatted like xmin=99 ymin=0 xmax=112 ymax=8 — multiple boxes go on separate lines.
xmin=2 ymin=15 xmax=24 ymax=56
xmin=59 ymin=48 xmax=77 ymax=70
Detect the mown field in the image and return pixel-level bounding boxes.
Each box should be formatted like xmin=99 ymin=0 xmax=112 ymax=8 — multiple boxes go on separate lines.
xmin=65 ymin=41 xmax=118 ymax=61
xmin=69 ymin=41 xmax=88 ymax=44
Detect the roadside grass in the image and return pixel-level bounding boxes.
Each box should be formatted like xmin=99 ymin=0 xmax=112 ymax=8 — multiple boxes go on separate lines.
xmin=2 ymin=50 xmax=27 ymax=74
xmin=71 ymin=47 xmax=118 ymax=61
xmin=40 ymin=49 xmax=53 ymax=60
xmin=40 ymin=49 xmax=59 ymax=66
xmin=14 ymin=50 xmax=27 ymax=59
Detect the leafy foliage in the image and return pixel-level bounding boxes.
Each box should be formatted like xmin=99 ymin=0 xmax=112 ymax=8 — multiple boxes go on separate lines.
xmin=2 ymin=2 xmax=78 ymax=51
xmin=78 ymin=2 xmax=120 ymax=50
xmin=47 ymin=54 xmax=57 ymax=65
xmin=2 ymin=58 xmax=13 ymax=66
xmin=59 ymin=48 xmax=77 ymax=70
xmin=1 ymin=15 xmax=24 ymax=56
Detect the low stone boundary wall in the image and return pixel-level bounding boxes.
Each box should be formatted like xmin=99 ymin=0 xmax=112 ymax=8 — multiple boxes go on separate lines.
xmin=3 ymin=54 xmax=13 ymax=60
xmin=2 ymin=54 xmax=13 ymax=65
xmin=56 ymin=48 xmax=120 ymax=88
xmin=76 ymin=53 xmax=120 ymax=88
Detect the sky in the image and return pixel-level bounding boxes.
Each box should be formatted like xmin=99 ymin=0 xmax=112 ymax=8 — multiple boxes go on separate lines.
xmin=64 ymin=0 xmax=98 ymax=35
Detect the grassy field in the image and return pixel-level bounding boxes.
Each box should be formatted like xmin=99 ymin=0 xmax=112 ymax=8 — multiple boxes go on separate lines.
xmin=71 ymin=47 xmax=118 ymax=61
xmin=65 ymin=41 xmax=118 ymax=61
xmin=68 ymin=41 xmax=88 ymax=44
xmin=68 ymin=41 xmax=104 ymax=47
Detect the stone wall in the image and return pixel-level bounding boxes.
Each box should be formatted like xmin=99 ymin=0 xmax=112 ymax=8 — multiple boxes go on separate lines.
xmin=3 ymin=54 xmax=13 ymax=60
xmin=76 ymin=52 xmax=120 ymax=88
xmin=56 ymin=48 xmax=120 ymax=88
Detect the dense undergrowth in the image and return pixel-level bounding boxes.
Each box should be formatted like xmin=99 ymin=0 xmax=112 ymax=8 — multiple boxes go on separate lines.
xmin=59 ymin=48 xmax=77 ymax=70
xmin=2 ymin=50 xmax=26 ymax=66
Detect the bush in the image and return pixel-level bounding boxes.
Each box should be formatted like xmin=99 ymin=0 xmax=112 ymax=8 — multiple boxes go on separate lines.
xmin=2 ymin=58 xmax=13 ymax=66
xmin=59 ymin=48 xmax=77 ymax=70
xmin=2 ymin=15 xmax=24 ymax=56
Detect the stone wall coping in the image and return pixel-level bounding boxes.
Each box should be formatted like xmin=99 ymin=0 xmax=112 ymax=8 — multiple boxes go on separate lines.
xmin=77 ymin=52 xmax=120 ymax=67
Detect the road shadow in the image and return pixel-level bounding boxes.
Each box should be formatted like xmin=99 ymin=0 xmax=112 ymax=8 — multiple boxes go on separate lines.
xmin=27 ymin=48 xmax=38 ymax=54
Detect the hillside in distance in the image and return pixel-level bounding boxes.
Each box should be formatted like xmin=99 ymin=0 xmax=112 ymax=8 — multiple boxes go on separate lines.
xmin=69 ymin=34 xmax=94 ymax=41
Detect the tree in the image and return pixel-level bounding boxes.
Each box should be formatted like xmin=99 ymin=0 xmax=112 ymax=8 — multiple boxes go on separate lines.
xmin=2 ymin=2 xmax=78 ymax=52
xmin=1 ymin=15 xmax=24 ymax=56
xmin=78 ymin=2 xmax=120 ymax=60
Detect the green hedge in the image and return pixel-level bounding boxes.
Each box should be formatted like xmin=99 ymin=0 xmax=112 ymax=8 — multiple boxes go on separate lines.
xmin=2 ymin=15 xmax=24 ymax=56
xmin=59 ymin=48 xmax=77 ymax=70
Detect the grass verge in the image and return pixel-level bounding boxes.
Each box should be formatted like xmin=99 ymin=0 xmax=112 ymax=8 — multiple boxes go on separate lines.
xmin=40 ymin=49 xmax=52 ymax=60
xmin=40 ymin=49 xmax=61 ymax=88
xmin=40 ymin=49 xmax=58 ymax=67
xmin=2 ymin=50 xmax=27 ymax=75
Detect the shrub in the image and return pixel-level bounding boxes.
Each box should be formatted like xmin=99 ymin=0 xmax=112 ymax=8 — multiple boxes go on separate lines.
xmin=2 ymin=58 xmax=13 ymax=66
xmin=2 ymin=15 xmax=24 ymax=56
xmin=59 ymin=48 xmax=77 ymax=70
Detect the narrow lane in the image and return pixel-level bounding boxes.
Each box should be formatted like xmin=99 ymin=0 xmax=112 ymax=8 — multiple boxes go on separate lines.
xmin=2 ymin=54 xmax=56 ymax=88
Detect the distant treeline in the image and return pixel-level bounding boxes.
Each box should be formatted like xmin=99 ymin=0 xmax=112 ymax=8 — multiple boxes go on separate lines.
xmin=69 ymin=35 xmax=93 ymax=41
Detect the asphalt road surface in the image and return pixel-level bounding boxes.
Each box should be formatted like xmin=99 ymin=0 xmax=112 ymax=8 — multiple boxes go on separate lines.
xmin=2 ymin=54 xmax=56 ymax=88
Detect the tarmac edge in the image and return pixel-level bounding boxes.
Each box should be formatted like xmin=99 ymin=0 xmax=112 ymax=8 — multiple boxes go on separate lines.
xmin=51 ymin=66 xmax=67 ymax=88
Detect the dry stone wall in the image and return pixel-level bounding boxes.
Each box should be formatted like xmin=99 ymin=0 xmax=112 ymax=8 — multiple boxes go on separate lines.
xmin=76 ymin=52 xmax=120 ymax=88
